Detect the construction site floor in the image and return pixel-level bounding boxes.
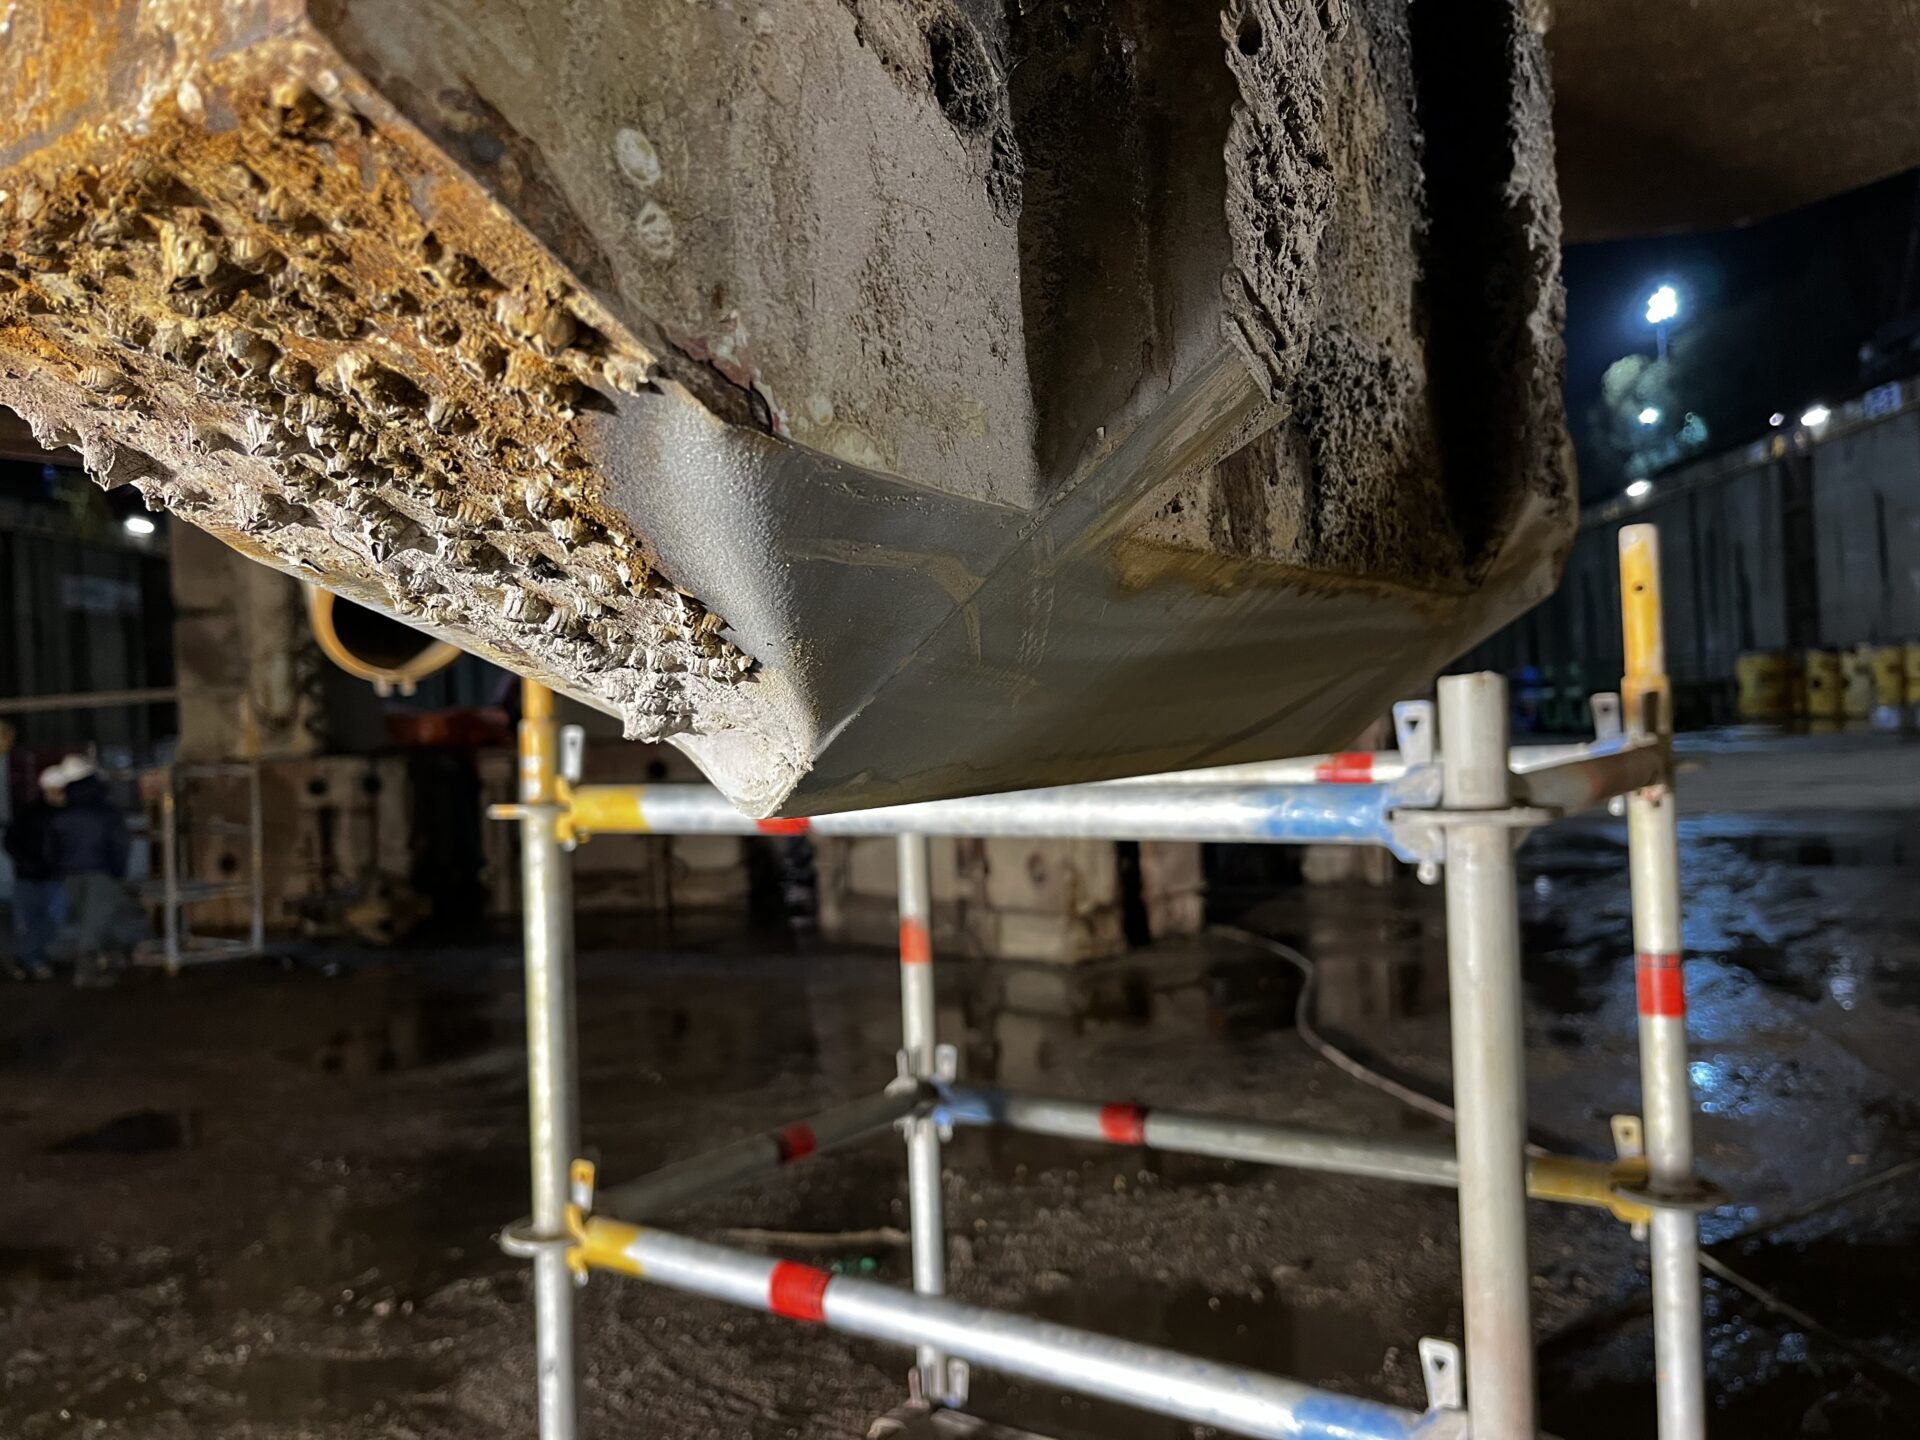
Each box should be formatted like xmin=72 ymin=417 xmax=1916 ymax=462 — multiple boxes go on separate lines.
xmin=2 ymin=729 xmax=1918 ymax=1438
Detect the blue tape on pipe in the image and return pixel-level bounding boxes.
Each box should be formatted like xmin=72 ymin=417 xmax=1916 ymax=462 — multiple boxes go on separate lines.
xmin=1255 ymin=785 xmax=1394 ymax=846
xmin=1293 ymin=1393 xmax=1421 ymax=1440
xmin=933 ymin=1085 xmax=1005 ymax=1128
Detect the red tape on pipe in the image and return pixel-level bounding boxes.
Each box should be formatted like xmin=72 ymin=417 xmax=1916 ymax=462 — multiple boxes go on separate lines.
xmin=768 ymin=1260 xmax=831 ymax=1322
xmin=1636 ymin=952 xmax=1686 ymax=1017
xmin=757 ymin=817 xmax=811 ymax=835
xmin=1099 ymin=1103 xmax=1148 ymax=1145
xmin=898 ymin=917 xmax=932 ymax=966
xmin=773 ymin=1122 xmax=817 ymax=1163
xmin=1313 ymin=752 xmax=1375 ymax=783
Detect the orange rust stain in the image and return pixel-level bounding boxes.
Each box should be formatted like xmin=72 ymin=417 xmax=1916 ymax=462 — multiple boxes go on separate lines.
xmin=1109 ymin=536 xmax=1469 ymax=618
xmin=0 ymin=13 xmax=753 ymax=746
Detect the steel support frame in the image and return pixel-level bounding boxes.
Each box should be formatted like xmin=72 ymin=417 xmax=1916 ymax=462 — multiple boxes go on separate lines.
xmin=138 ymin=759 xmax=267 ymax=974
xmin=1620 ymin=527 xmax=1708 ymax=1440
xmin=501 ymin=521 xmax=1706 ymax=1440
xmin=934 ymin=1086 xmax=1651 ymax=1224
xmin=516 ymin=682 xmax=582 ymax=1440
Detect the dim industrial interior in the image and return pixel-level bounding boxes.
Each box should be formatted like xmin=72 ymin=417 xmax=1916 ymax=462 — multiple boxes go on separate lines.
xmin=4 ymin=5 xmax=1920 ymax=1440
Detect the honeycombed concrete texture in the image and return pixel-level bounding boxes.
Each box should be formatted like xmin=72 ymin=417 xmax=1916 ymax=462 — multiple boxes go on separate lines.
xmin=0 ymin=1 xmax=1572 ymax=813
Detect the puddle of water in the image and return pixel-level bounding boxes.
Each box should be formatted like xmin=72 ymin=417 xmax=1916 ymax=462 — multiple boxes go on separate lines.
xmin=1725 ymin=1232 xmax=1920 ymax=1368
xmin=1710 ymin=831 xmax=1910 ymax=869
xmin=1546 ymin=1343 xmax=1914 ymax=1440
xmin=284 ymin=986 xmax=508 ymax=1077
xmin=0 ymin=1025 xmax=70 ymax=1070
xmin=46 ymin=1109 xmax=196 ymax=1155
xmin=0 ymin=1244 xmax=83 ymax=1310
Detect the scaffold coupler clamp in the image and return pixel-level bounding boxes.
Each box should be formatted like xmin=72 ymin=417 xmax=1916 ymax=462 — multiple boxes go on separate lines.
xmin=1386 ymin=700 xmax=1447 ymax=886
xmin=1388 ymin=776 xmax=1554 ymax=882
xmin=1409 ymin=1337 xmax=1473 ymax=1438
xmin=563 ymin=1158 xmax=597 ymax=1286
xmin=1606 ymin=1114 xmax=1725 ymax=1241
xmin=893 ymin=1046 xmax=959 ymax=1138
xmin=496 ymin=1159 xmax=596 ymax=1288
xmin=1418 ymin=1336 xmax=1463 ymax=1414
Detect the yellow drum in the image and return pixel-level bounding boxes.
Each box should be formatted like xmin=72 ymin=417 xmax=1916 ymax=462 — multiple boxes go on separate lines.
xmin=1872 ymin=646 xmax=1906 ymax=709
xmin=1802 ymin=649 xmax=1843 ymax=720
xmin=1735 ymin=651 xmax=1791 ymax=722
xmin=1842 ymin=646 xmax=1877 ymax=721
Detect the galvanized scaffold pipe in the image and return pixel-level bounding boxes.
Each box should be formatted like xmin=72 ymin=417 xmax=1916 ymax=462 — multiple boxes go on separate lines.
xmin=936 ymin=1086 xmax=1652 ymax=1222
xmin=559 ymin=778 xmax=1428 ymax=852
xmin=487 ymin=601 xmax=1700 ymax=1434
xmin=566 ymin=1222 xmax=1464 ymax=1440
xmin=895 ymin=833 xmax=959 ymax=1403
xmin=550 ymin=741 xmax=1657 ymax=856
xmin=1092 ymin=739 xmax=1624 ymax=788
xmin=1437 ymin=672 xmax=1536 ymax=1439
xmin=1620 ymin=525 xmax=1708 ymax=1440
xmin=594 ymin=1087 xmax=930 ymax=1223
xmin=246 ymin=761 xmax=266 ymax=957
xmin=517 ymin=681 xmax=581 ymax=1440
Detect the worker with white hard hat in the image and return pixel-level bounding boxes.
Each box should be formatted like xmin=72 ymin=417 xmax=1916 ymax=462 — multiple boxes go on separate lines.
xmin=46 ymin=757 xmax=139 ymax=988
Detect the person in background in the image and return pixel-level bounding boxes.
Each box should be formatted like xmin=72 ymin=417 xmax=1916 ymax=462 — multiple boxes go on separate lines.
xmin=48 ymin=756 xmax=139 ymax=988
xmin=2 ymin=764 xmax=69 ymax=981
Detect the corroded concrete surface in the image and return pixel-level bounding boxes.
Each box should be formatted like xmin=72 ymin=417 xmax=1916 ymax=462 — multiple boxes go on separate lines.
xmin=0 ymin=1 xmax=1571 ymax=813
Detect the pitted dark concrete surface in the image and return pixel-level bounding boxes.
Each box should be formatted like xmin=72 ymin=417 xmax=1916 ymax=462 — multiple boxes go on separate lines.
xmin=0 ymin=0 xmax=1573 ymax=815
xmin=2 ymin=734 xmax=1918 ymax=1437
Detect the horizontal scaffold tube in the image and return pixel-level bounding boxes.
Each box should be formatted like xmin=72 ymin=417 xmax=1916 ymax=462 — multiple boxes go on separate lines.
xmin=1093 ymin=739 xmax=1623 ymax=788
xmin=555 ymin=739 xmax=1665 ymax=847
xmin=1511 ymin=742 xmax=1666 ymax=817
xmin=939 ymin=1086 xmax=1651 ymax=1223
xmin=594 ymin=1087 xmax=928 ymax=1222
xmin=569 ymin=1223 xmax=1465 ymax=1440
xmin=563 ymin=779 xmax=1424 ymax=847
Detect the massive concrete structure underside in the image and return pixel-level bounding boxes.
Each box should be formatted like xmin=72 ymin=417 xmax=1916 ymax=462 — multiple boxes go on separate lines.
xmin=0 ymin=0 xmax=1576 ymax=813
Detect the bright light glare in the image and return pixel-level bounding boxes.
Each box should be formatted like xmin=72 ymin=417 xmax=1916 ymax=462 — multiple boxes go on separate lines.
xmin=1800 ymin=405 xmax=1831 ymax=427
xmin=1625 ymin=479 xmax=1653 ymax=500
xmin=123 ymin=515 xmax=156 ymax=536
xmin=1645 ymin=284 xmax=1680 ymax=326
xmin=1637 ymin=406 xmax=1661 ymax=426
xmin=1769 ymin=412 xmax=1786 ymax=427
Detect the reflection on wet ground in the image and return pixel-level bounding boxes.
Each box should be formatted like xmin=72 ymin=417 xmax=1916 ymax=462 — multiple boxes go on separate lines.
xmin=1 ymin=739 xmax=1919 ymax=1437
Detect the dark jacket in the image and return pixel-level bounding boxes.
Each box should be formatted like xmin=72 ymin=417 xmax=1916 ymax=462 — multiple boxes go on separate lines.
xmin=49 ymin=776 xmax=130 ymax=880
xmin=3 ymin=797 xmax=59 ymax=883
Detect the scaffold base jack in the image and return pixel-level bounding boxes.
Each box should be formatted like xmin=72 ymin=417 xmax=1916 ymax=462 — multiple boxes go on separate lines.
xmin=496 ymin=524 xmax=1714 ymax=1440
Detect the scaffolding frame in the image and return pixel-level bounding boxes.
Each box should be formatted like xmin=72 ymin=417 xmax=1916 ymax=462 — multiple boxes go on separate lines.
xmin=493 ymin=524 xmax=1712 ymax=1440
xmin=134 ymin=759 xmax=266 ymax=974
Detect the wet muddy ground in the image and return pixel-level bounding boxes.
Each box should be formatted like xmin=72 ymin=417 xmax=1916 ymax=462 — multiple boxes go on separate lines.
xmin=2 ymin=732 xmax=1918 ymax=1438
